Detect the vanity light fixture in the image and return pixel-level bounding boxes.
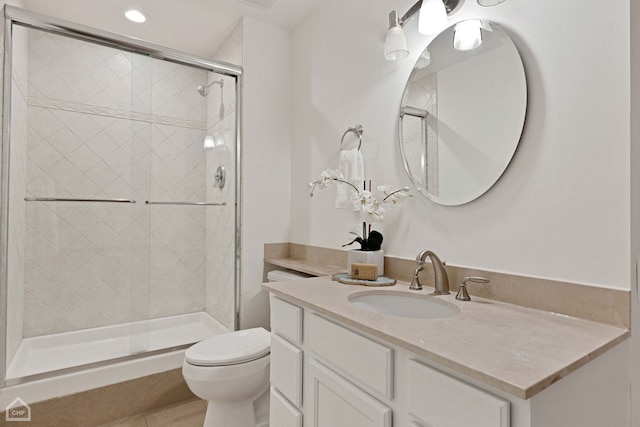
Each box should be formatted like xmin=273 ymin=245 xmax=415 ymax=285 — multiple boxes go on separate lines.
xmin=385 ymin=0 xmax=460 ymax=61
xmin=384 ymin=11 xmax=409 ymax=60
xmin=453 ymin=19 xmax=483 ymax=51
xmin=418 ymin=0 xmax=448 ymax=35
xmin=124 ymin=9 xmax=147 ymax=23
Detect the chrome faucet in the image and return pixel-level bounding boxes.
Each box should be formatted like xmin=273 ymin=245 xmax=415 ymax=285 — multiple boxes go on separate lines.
xmin=409 ymin=250 xmax=450 ymax=295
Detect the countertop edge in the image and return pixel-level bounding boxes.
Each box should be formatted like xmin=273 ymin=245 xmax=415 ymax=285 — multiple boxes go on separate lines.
xmin=517 ymin=331 xmax=630 ymax=399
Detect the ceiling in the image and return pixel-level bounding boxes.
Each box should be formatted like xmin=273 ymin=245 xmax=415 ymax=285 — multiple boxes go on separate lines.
xmin=22 ymin=0 xmax=323 ymax=58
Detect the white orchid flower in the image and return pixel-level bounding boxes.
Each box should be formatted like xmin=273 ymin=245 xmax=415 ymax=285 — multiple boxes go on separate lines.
xmin=309 ymin=171 xmax=413 ymax=249
xmin=351 ymin=191 xmax=385 ymax=224
xmin=382 ymin=186 xmax=413 ymax=205
xmin=309 ymin=169 xmax=348 ymax=196
xmin=363 ymin=201 xmax=385 ymax=224
xmin=351 ymin=190 xmax=371 ymax=210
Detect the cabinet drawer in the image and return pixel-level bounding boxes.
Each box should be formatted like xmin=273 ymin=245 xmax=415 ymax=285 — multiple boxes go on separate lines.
xmin=408 ymin=359 xmax=510 ymax=427
xmin=309 ymin=314 xmax=393 ymax=399
xmin=271 ymin=333 xmax=303 ymax=407
xmin=311 ymin=358 xmax=391 ymax=427
xmin=270 ymin=386 xmax=302 ymax=427
xmin=271 ymin=295 xmax=303 ymax=344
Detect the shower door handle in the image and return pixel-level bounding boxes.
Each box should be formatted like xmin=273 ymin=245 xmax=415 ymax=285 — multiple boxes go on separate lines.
xmin=25 ymin=197 xmax=137 ymax=203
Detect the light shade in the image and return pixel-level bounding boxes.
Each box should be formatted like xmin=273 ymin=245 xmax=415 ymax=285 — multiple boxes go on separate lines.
xmin=454 ymin=20 xmax=483 ymax=51
xmin=384 ymin=26 xmax=409 ymax=61
xmin=418 ymin=0 xmax=448 ymax=35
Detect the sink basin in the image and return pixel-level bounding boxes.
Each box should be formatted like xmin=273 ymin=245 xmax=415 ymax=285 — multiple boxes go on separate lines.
xmin=348 ymin=292 xmax=460 ymax=319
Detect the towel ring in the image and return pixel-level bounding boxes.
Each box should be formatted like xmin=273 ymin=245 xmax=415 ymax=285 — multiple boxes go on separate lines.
xmin=340 ymin=124 xmax=364 ymax=151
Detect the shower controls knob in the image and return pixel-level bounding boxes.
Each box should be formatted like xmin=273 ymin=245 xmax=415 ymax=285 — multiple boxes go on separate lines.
xmin=214 ymin=166 xmax=226 ymax=189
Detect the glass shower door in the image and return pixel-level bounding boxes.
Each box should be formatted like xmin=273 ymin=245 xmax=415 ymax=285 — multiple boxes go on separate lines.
xmin=4 ymin=27 xmax=143 ymax=379
xmin=2 ymin=17 xmax=239 ymax=384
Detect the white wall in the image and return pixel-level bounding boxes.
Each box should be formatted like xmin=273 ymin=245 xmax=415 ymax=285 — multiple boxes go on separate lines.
xmin=241 ymin=17 xmax=292 ymax=329
xmin=290 ymin=0 xmax=630 ymax=290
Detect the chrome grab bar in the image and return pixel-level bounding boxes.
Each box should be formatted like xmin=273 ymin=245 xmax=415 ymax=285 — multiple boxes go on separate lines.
xmin=25 ymin=197 xmax=137 ymax=203
xmin=145 ymin=201 xmax=227 ymax=206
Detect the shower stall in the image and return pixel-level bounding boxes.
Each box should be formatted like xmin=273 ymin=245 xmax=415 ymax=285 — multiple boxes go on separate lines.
xmin=0 ymin=6 xmax=241 ymax=387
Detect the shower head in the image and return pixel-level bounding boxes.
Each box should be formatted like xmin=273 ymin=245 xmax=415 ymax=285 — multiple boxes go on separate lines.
xmin=197 ymin=85 xmax=209 ymax=97
xmin=197 ymin=79 xmax=224 ymax=97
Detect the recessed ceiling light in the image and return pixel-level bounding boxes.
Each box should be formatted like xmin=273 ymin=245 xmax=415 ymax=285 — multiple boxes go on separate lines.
xmin=124 ymin=9 xmax=147 ymax=23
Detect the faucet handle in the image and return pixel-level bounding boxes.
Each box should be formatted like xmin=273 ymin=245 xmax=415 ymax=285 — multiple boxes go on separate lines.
xmin=455 ymin=276 xmax=490 ymax=301
xmin=409 ymin=265 xmax=424 ymax=290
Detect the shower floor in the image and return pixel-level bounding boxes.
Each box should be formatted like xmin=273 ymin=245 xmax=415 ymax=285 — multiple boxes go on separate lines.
xmin=5 ymin=312 xmax=227 ymax=381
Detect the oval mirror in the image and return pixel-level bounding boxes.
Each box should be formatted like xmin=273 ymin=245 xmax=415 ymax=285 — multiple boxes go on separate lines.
xmin=399 ymin=20 xmax=526 ymax=205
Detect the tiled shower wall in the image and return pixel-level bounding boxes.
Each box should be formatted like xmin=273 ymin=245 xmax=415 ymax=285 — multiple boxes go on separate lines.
xmin=205 ymin=20 xmax=242 ymax=330
xmin=19 ymin=29 xmax=217 ymax=337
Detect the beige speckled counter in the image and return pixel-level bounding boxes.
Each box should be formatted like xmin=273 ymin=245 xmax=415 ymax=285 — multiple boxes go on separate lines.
xmin=262 ymin=276 xmax=629 ymax=400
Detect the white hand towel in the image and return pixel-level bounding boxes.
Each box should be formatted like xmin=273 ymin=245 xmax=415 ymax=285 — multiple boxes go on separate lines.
xmin=335 ymin=148 xmax=364 ymax=209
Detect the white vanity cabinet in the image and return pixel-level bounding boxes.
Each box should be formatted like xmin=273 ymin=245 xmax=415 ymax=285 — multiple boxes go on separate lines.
xmin=269 ymin=295 xmax=508 ymax=427
xmin=268 ymin=293 xmax=629 ymax=427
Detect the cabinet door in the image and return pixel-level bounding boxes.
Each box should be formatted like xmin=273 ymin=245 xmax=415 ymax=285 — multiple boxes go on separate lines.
xmin=271 ymin=295 xmax=303 ymax=344
xmin=271 ymin=333 xmax=303 ymax=407
xmin=407 ymin=359 xmax=510 ymax=427
xmin=309 ymin=314 xmax=393 ymax=399
xmin=270 ymin=387 xmax=302 ymax=427
xmin=310 ymin=358 xmax=391 ymax=427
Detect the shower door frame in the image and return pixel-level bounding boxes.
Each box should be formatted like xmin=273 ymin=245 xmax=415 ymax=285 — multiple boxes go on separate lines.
xmin=0 ymin=5 xmax=243 ymax=386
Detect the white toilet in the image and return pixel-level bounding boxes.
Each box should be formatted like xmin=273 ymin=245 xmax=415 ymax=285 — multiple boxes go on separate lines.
xmin=182 ymin=327 xmax=271 ymax=427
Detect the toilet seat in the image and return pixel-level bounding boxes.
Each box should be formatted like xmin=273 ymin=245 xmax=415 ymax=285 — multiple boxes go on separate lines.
xmin=185 ymin=327 xmax=270 ymax=367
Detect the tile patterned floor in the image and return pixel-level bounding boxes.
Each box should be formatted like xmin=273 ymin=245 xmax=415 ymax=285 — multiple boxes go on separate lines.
xmin=98 ymin=399 xmax=206 ymax=427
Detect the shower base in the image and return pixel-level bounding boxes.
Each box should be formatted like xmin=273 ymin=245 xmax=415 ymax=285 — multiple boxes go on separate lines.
xmin=5 ymin=312 xmax=227 ymax=381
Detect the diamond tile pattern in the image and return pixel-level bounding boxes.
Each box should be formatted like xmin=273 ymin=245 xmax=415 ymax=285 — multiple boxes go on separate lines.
xmin=12 ymin=28 xmax=237 ymax=337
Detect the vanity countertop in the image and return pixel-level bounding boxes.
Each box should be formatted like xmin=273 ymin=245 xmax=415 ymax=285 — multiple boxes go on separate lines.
xmin=262 ymin=276 xmax=629 ymax=400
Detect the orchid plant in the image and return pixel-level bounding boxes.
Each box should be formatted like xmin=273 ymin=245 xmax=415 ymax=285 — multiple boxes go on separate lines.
xmin=309 ymin=169 xmax=412 ymax=251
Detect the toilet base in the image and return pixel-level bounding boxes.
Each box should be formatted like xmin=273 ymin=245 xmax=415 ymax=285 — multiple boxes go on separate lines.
xmin=204 ymin=400 xmax=256 ymax=427
xmin=203 ymin=386 xmax=269 ymax=427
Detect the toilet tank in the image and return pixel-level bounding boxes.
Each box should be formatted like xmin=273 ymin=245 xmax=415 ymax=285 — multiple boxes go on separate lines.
xmin=267 ymin=270 xmax=311 ymax=282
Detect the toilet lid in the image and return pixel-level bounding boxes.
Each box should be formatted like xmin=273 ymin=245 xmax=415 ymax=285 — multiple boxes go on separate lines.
xmin=185 ymin=327 xmax=271 ymax=366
